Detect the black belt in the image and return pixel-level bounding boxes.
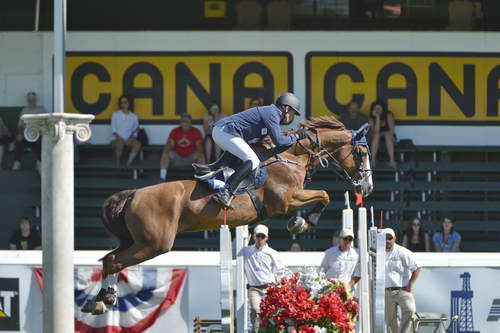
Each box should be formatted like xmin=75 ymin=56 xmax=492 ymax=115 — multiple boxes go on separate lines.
xmin=247 ymin=284 xmax=269 ymax=290
xmin=386 ymin=286 xmax=405 ymax=291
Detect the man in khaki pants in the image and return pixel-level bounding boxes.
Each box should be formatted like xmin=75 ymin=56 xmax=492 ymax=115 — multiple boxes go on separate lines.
xmin=242 ymin=225 xmax=285 ymax=333
xmin=384 ymin=228 xmax=421 ymax=333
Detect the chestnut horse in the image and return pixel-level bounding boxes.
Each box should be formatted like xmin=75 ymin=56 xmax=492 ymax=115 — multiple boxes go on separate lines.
xmin=82 ymin=117 xmax=373 ymax=314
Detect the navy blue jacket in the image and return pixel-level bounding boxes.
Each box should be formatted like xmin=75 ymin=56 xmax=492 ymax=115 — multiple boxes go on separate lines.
xmin=214 ymin=104 xmax=297 ymax=147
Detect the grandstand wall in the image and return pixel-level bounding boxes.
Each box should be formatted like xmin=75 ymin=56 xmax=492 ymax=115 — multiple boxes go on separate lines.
xmin=1 ymin=31 xmax=499 ymax=146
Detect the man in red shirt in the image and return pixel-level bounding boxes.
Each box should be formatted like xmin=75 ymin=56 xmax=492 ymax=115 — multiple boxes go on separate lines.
xmin=160 ymin=114 xmax=204 ymax=181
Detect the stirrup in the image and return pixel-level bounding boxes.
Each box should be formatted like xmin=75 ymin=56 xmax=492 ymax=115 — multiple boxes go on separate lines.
xmin=213 ymin=190 xmax=234 ymax=209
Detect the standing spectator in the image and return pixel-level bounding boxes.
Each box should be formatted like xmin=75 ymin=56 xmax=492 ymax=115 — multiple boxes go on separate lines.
xmin=368 ymin=100 xmax=396 ymax=168
xmin=433 ymin=217 xmax=461 ymax=252
xmin=9 ymin=216 xmax=41 ymax=250
xmin=287 ymin=239 xmax=303 ymax=251
xmin=0 ymin=116 xmax=13 ymax=170
xmin=159 ymin=114 xmax=204 ymax=181
xmin=339 ymin=101 xmax=368 ymax=130
xmin=242 ymin=224 xmax=285 ymax=333
xmin=319 ymin=229 xmax=360 ymax=286
xmin=111 ymin=95 xmax=142 ymax=166
xmin=402 ymin=217 xmax=431 ymax=252
xmin=12 ymin=92 xmax=45 ymax=172
xmin=384 ymin=228 xmax=421 ymax=333
xmin=203 ymin=103 xmax=226 ymax=163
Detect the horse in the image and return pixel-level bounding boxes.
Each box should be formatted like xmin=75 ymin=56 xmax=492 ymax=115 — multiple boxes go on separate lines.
xmin=82 ymin=117 xmax=373 ymax=314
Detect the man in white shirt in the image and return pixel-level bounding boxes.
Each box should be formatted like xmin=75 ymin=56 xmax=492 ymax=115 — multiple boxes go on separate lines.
xmin=242 ymin=224 xmax=284 ymax=333
xmin=384 ymin=228 xmax=421 ymax=333
xmin=111 ymin=95 xmax=141 ymax=166
xmin=320 ymin=229 xmax=360 ymax=287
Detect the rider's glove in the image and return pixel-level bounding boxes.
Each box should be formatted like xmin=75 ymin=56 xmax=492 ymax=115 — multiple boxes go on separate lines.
xmin=295 ymin=128 xmax=309 ymax=141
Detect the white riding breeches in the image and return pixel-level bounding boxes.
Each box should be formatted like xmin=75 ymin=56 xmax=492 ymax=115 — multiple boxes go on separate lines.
xmin=212 ymin=125 xmax=260 ymax=170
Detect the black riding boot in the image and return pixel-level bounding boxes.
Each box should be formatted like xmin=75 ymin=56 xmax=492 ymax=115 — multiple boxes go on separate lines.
xmin=193 ymin=151 xmax=235 ymax=178
xmin=214 ymin=160 xmax=254 ymax=208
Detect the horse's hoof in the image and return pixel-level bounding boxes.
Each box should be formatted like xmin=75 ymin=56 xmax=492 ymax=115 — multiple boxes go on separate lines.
xmin=287 ymin=216 xmax=310 ymax=234
xmin=92 ymin=301 xmax=107 ymax=315
xmin=104 ymin=288 xmax=117 ymax=306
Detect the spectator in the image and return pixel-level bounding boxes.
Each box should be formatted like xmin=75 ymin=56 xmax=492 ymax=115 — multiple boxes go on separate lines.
xmin=249 ymin=97 xmax=262 ymax=108
xmin=0 ymin=116 xmax=13 ymax=170
xmin=384 ymin=228 xmax=421 ymax=333
xmin=9 ymin=216 xmax=41 ymax=250
xmin=288 ymin=239 xmax=303 ymax=251
xmin=12 ymin=92 xmax=45 ymax=172
xmin=368 ymin=100 xmax=396 ymax=168
xmin=433 ymin=217 xmax=461 ymax=252
xmin=159 ymin=114 xmax=204 ymax=181
xmin=111 ymin=95 xmax=142 ymax=166
xmin=339 ymin=101 xmax=368 ymax=130
xmin=319 ymin=229 xmax=360 ymax=287
xmin=401 ymin=218 xmax=431 ymax=252
xmin=203 ymin=103 xmax=226 ymax=163
xmin=242 ymin=224 xmax=284 ymax=333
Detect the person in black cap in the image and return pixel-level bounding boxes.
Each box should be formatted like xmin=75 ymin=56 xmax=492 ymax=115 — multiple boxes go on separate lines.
xmin=194 ymin=92 xmax=308 ymax=208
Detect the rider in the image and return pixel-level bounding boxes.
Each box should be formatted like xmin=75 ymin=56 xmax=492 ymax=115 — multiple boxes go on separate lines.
xmin=208 ymin=92 xmax=308 ymax=208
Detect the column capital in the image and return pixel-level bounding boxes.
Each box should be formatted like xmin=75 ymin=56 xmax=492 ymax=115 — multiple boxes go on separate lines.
xmin=21 ymin=113 xmax=95 ymax=143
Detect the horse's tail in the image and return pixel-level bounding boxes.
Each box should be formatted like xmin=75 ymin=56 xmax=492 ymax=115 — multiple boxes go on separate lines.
xmin=100 ymin=189 xmax=137 ymax=260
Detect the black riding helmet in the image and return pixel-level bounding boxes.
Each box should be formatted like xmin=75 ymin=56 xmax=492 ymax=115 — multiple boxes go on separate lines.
xmin=275 ymin=92 xmax=301 ymax=116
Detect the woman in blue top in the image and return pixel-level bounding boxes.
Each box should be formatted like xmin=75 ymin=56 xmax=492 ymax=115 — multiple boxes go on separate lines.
xmin=433 ymin=217 xmax=461 ymax=252
xmin=207 ymin=92 xmax=307 ymax=208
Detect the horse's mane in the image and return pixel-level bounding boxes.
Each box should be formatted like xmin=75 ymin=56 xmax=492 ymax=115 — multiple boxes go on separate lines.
xmin=300 ymin=116 xmax=346 ymax=130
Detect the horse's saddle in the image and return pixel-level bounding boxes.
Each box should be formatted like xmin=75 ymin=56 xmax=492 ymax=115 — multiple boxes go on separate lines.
xmin=192 ymin=152 xmax=268 ymax=195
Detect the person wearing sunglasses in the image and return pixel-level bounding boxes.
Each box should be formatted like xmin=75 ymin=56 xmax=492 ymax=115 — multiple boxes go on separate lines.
xmin=402 ymin=218 xmax=431 ymax=252
xmin=319 ymin=229 xmax=360 ymax=288
xmin=111 ymin=95 xmax=142 ymax=166
xmin=384 ymin=228 xmax=421 ymax=333
xmin=242 ymin=224 xmax=285 ymax=333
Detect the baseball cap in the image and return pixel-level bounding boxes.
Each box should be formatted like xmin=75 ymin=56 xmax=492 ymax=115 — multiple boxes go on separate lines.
xmin=384 ymin=228 xmax=396 ymax=239
xmin=254 ymin=224 xmax=269 ymax=237
xmin=339 ymin=229 xmax=354 ymax=238
xmin=180 ymin=114 xmax=192 ymax=122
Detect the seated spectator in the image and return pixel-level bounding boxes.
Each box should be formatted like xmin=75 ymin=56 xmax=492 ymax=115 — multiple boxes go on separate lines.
xmin=339 ymin=101 xmax=368 ymax=130
xmin=288 ymin=240 xmax=303 ymax=251
xmin=111 ymin=95 xmax=142 ymax=166
xmin=9 ymin=216 xmax=41 ymax=250
xmin=160 ymin=114 xmax=204 ymax=181
xmin=433 ymin=217 xmax=461 ymax=252
xmin=249 ymin=97 xmax=262 ymax=108
xmin=401 ymin=217 xmax=431 ymax=252
xmin=203 ymin=103 xmax=226 ymax=163
xmin=13 ymin=92 xmax=45 ymax=172
xmin=368 ymin=100 xmax=396 ymax=168
xmin=0 ymin=116 xmax=13 ymax=170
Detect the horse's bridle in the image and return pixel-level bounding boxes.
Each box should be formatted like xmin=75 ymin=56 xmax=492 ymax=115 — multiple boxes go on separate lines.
xmin=295 ymin=127 xmax=371 ymax=186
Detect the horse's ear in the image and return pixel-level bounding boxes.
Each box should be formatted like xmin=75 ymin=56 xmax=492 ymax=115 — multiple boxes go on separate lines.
xmin=354 ymin=123 xmax=369 ymax=141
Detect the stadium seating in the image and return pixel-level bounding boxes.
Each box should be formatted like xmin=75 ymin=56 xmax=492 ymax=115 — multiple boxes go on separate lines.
xmin=1 ymin=138 xmax=499 ymax=252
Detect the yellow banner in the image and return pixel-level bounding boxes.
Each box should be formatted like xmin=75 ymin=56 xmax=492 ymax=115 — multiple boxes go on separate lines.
xmin=66 ymin=52 xmax=292 ymax=122
xmin=307 ymin=52 xmax=500 ymax=123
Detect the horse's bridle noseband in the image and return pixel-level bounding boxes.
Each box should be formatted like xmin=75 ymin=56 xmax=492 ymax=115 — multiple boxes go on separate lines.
xmin=295 ymin=127 xmax=371 ymax=186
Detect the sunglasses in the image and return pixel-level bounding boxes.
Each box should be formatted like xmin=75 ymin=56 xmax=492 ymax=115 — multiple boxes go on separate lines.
xmin=386 ymin=235 xmax=394 ymax=240
xmin=343 ymin=237 xmax=353 ymax=242
xmin=412 ymin=223 xmax=420 ymax=227
xmin=256 ymin=233 xmax=267 ymax=239
xmin=120 ymin=100 xmax=129 ymax=105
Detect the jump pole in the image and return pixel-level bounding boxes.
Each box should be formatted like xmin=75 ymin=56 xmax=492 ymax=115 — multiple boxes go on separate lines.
xmin=220 ymin=224 xmax=234 ymax=333
xmin=358 ymin=206 xmax=371 ymax=333
xmin=236 ymin=225 xmax=249 ymax=333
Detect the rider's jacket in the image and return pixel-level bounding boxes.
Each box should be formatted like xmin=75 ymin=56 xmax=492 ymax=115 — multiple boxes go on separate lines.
xmin=213 ymin=104 xmax=297 ymax=147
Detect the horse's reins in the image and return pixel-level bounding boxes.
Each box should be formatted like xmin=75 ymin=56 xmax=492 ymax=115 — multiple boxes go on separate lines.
xmin=295 ymin=127 xmax=371 ymax=186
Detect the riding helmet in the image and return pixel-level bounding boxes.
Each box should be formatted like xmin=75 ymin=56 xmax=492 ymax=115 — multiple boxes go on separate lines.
xmin=275 ymin=92 xmax=301 ymax=116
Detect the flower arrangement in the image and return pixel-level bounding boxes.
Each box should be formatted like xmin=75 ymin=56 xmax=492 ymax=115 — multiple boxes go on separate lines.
xmin=258 ymin=269 xmax=359 ymax=333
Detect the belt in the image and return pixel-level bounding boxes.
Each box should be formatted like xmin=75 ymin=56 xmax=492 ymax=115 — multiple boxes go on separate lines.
xmin=247 ymin=284 xmax=269 ymax=290
xmin=386 ymin=286 xmax=405 ymax=291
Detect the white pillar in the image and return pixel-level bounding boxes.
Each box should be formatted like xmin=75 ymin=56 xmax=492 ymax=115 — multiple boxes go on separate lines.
xmin=236 ymin=226 xmax=249 ymax=333
xmin=358 ymin=207 xmax=371 ymax=333
xmin=220 ymin=225 xmax=234 ymax=333
xmin=22 ymin=113 xmax=94 ymax=333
